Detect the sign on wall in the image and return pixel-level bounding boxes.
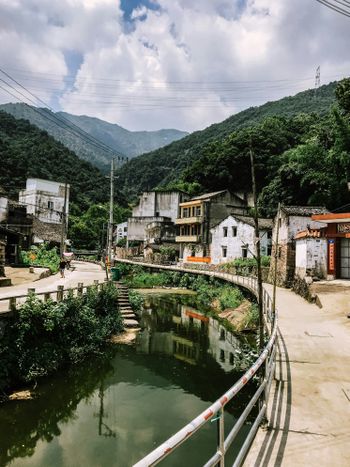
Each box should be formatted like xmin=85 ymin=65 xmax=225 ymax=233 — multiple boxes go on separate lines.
xmin=328 ymin=239 xmax=335 ymax=271
xmin=337 ymin=223 xmax=350 ymax=233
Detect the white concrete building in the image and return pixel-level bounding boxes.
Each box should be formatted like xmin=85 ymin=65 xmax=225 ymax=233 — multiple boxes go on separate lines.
xmin=295 ymin=229 xmax=327 ymax=279
xmin=210 ymin=215 xmax=273 ymax=265
xmin=115 ymin=222 xmax=128 ymax=243
xmin=19 ymin=178 xmax=69 ymax=225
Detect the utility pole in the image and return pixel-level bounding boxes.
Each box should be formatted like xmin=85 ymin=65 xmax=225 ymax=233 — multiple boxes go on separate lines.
xmin=107 ymin=159 xmax=114 ymax=267
xmin=272 ymin=202 xmax=281 ymax=319
xmin=315 ymin=65 xmax=321 ymax=99
xmin=249 ymin=142 xmax=264 ymax=350
xmin=60 ymin=182 xmax=68 ymax=258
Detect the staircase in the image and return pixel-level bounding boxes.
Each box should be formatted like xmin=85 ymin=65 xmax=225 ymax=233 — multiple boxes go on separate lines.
xmin=116 ymin=283 xmax=139 ymax=329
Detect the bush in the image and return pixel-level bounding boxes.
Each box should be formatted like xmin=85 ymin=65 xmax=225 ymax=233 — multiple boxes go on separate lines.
xmin=0 ymin=284 xmax=123 ymax=393
xmin=21 ymin=244 xmax=60 ymax=273
xmin=128 ymin=290 xmax=144 ymax=313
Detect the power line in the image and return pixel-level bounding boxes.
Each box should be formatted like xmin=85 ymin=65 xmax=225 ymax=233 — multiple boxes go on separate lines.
xmin=0 ymin=68 xmax=128 ymax=160
xmin=315 ymin=0 xmax=350 ymax=18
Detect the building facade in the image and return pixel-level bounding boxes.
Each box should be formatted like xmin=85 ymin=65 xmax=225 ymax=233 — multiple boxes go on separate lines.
xmin=114 ymin=222 xmax=128 ymax=244
xmin=269 ymin=205 xmax=328 ymax=286
xmin=175 ymin=190 xmax=250 ymax=263
xmin=210 ymin=215 xmax=273 ymax=265
xmin=295 ymin=229 xmax=327 ymax=279
xmin=19 ymin=178 xmax=69 ymax=225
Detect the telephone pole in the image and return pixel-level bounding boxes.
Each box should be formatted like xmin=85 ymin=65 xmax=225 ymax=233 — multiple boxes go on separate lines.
xmin=315 ymin=65 xmax=321 ymax=99
xmin=60 ymin=182 xmax=68 ymax=257
xmin=107 ymin=159 xmax=114 ymax=266
xmin=249 ymin=142 xmax=264 ymax=349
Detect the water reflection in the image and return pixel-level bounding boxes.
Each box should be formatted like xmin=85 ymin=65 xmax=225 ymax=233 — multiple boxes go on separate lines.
xmin=0 ymin=293 xmax=257 ymax=467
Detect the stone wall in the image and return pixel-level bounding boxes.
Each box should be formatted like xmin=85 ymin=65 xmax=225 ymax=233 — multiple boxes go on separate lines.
xmin=269 ymin=242 xmax=296 ymax=287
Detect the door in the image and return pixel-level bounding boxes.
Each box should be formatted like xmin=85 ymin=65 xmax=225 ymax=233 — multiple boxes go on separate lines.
xmin=340 ymin=238 xmax=350 ymax=279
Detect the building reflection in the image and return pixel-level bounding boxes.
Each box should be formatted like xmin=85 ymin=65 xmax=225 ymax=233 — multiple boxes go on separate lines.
xmin=136 ymin=295 xmax=244 ymax=372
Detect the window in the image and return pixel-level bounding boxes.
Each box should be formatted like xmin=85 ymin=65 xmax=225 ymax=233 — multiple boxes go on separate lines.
xmin=223 ymin=227 xmax=228 ymax=237
xmin=242 ymin=247 xmax=248 ymax=258
xmin=222 ymin=247 xmax=227 ymax=258
xmin=220 ymin=329 xmax=225 ymax=340
xmin=232 ymin=226 xmax=237 ymax=237
xmin=124 ymin=227 xmax=127 ymax=232
xmin=220 ymin=349 xmax=225 ymax=362
xmin=48 ymin=201 xmax=54 ymax=210
xmin=196 ymin=206 xmax=201 ymax=216
xmin=229 ymin=353 xmax=234 ymax=365
xmin=155 ymin=211 xmax=159 ymax=217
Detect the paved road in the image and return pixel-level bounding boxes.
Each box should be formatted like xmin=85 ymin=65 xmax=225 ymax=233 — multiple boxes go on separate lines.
xmin=0 ymin=261 xmax=106 ymax=312
xmin=244 ymin=285 xmax=350 ymax=467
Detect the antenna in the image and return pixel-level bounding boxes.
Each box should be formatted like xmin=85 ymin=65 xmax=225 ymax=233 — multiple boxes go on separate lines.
xmin=315 ymin=65 xmax=321 ymax=99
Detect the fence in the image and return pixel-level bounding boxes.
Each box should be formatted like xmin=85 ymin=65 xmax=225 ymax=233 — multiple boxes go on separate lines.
xmin=0 ymin=279 xmax=109 ymax=317
xmin=115 ymin=259 xmax=278 ymax=467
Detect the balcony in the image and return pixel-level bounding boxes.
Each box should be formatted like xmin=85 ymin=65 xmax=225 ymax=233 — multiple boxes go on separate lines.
xmin=175 ymin=235 xmax=201 ymax=243
xmin=175 ymin=216 xmax=203 ymax=225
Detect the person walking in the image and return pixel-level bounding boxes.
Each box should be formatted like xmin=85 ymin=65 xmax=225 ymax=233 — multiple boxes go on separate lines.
xmin=59 ymin=258 xmax=66 ymax=278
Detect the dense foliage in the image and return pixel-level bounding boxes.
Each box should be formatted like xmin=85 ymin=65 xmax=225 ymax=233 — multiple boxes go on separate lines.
xmin=0 ymin=283 xmax=123 ymax=393
xmin=0 ymin=111 xmax=127 ymax=210
xmin=116 ymin=82 xmax=337 ymax=199
xmin=21 ymin=244 xmax=60 ymax=273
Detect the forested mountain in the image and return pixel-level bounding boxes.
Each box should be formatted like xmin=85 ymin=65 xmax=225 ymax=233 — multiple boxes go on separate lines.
xmin=116 ymin=82 xmax=338 ymax=199
xmin=0 ymin=103 xmax=188 ymax=172
xmin=0 ymin=111 xmax=127 ymax=211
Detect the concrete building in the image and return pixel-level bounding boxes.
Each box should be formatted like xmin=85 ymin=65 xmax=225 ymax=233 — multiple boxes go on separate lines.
xmin=270 ymin=205 xmax=328 ymax=286
xmin=127 ymin=190 xmax=189 ymax=244
xmin=114 ymin=222 xmax=128 ymax=244
xmin=210 ymin=215 xmax=273 ymax=265
xmin=19 ymin=178 xmax=69 ymax=225
xmin=175 ymin=190 xmax=250 ymax=263
xmin=295 ymin=229 xmax=327 ymax=279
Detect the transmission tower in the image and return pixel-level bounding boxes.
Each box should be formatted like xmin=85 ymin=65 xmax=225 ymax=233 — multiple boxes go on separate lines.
xmin=315 ymin=66 xmax=321 ymax=99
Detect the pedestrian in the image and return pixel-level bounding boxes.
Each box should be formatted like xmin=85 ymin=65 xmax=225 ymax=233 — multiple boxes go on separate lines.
xmin=59 ymin=258 xmax=66 ymax=278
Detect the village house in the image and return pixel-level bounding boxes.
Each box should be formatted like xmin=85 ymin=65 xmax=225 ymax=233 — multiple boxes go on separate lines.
xmin=210 ymin=215 xmax=273 ymax=265
xmin=175 ymin=190 xmax=250 ymax=263
xmin=269 ymin=205 xmax=329 ymax=286
xmin=310 ymin=212 xmax=350 ymax=280
xmin=114 ymin=222 xmax=128 ymax=245
xmin=127 ymin=190 xmax=189 ymax=247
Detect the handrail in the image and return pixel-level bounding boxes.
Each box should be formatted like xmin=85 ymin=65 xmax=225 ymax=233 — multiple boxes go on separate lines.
xmin=115 ymin=259 xmax=278 ymax=467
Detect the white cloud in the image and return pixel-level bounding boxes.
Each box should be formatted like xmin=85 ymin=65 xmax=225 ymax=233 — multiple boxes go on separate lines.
xmin=1 ymin=0 xmax=350 ymax=131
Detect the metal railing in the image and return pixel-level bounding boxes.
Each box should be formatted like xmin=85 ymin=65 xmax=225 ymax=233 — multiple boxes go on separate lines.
xmin=115 ymin=259 xmax=278 ymax=467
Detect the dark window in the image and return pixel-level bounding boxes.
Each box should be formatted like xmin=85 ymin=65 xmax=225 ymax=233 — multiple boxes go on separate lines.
xmin=242 ymin=247 xmax=248 ymax=258
xmin=223 ymin=227 xmax=228 ymax=237
xmin=232 ymin=227 xmax=237 ymax=237
xmin=222 ymin=247 xmax=227 ymax=258
xmin=48 ymin=201 xmax=54 ymax=210
xmin=220 ymin=329 xmax=225 ymax=340
xmin=229 ymin=353 xmax=234 ymax=365
xmin=220 ymin=349 xmax=225 ymax=362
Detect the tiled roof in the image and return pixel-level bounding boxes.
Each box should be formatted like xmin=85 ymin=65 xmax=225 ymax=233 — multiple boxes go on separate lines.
xmin=191 ymin=190 xmax=227 ymax=200
xmin=281 ymin=205 xmax=329 ymax=217
xmin=235 ymin=216 xmax=273 ymax=230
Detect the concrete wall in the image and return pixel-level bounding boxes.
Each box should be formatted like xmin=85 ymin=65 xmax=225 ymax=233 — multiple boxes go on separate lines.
xmin=295 ymin=237 xmax=327 ymax=279
xmin=128 ymin=216 xmax=171 ymax=242
xmin=132 ymin=191 xmax=187 ymax=221
xmin=115 ymin=222 xmax=128 ymax=241
xmin=210 ymin=216 xmax=271 ymax=265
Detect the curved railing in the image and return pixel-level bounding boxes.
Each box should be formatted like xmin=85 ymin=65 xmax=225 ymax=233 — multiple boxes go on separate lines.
xmin=115 ymin=259 xmax=278 ymax=467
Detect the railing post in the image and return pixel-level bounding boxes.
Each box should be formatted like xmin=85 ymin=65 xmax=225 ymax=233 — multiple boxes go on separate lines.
xmin=9 ymin=297 xmax=16 ymax=312
xmin=94 ymin=279 xmax=99 ymax=289
xmin=217 ymin=407 xmax=225 ymax=467
xmin=77 ymin=282 xmax=84 ymax=296
xmin=44 ymin=292 xmax=51 ymax=302
xmin=57 ymin=285 xmax=64 ymax=302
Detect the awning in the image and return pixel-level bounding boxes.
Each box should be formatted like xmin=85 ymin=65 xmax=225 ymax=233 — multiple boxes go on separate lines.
xmin=312 ymin=213 xmax=350 ymax=224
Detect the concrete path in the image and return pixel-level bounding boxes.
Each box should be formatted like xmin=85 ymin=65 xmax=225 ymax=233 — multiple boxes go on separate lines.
xmin=244 ymin=285 xmax=350 ymax=467
xmin=0 ymin=261 xmax=106 ymax=313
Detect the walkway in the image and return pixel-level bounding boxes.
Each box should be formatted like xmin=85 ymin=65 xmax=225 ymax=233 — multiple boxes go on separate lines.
xmin=244 ymin=285 xmax=350 ymax=467
xmin=0 ymin=261 xmax=106 ymax=313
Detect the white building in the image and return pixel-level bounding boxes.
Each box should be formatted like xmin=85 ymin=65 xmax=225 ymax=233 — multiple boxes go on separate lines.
xmin=295 ymin=229 xmax=327 ymax=279
xmin=19 ymin=178 xmax=69 ymax=225
xmin=210 ymin=215 xmax=273 ymax=265
xmin=115 ymin=222 xmax=128 ymax=244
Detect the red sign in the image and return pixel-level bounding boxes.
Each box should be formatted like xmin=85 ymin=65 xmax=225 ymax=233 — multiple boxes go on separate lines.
xmin=329 ymin=241 xmax=335 ymax=271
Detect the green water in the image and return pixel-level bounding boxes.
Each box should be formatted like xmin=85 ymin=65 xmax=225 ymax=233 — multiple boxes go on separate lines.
xmin=0 ymin=293 xmax=257 ymax=467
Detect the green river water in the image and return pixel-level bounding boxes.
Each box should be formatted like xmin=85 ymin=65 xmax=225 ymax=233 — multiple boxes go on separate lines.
xmin=0 ymin=293 xmax=257 ymax=467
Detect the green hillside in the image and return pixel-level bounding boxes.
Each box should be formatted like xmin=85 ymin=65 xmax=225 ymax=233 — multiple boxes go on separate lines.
xmin=0 ymin=103 xmax=188 ymax=172
xmin=116 ymin=82 xmax=337 ymax=198
xmin=0 ymin=111 xmax=126 ymax=211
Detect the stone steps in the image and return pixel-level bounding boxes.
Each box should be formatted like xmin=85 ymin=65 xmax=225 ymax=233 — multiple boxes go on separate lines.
xmin=116 ymin=283 xmax=140 ymax=330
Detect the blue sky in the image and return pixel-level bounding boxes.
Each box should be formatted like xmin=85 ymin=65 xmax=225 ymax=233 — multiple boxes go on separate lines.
xmin=0 ymin=0 xmax=349 ymax=132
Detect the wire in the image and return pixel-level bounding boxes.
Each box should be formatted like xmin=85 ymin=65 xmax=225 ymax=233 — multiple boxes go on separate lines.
xmin=315 ymin=0 xmax=350 ymax=18
xmin=0 ymin=68 xmax=128 ymax=160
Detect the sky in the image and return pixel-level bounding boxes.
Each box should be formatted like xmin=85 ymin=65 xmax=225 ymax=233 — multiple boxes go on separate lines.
xmin=0 ymin=0 xmax=350 ymax=132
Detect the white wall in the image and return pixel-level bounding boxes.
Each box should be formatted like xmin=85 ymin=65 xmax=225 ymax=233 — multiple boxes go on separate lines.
xmin=0 ymin=197 xmax=8 ymax=222
xmin=210 ymin=216 xmax=271 ymax=265
xmin=274 ymin=211 xmax=325 ymax=244
xmin=295 ymin=237 xmax=327 ymax=278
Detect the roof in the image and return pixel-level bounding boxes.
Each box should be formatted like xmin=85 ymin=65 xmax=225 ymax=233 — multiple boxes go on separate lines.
xmin=311 ymin=212 xmax=350 ymax=224
xmin=191 ymin=190 xmax=227 ymax=201
xmin=295 ymin=229 xmax=324 ymax=240
xmin=281 ymin=206 xmax=329 ymax=217
xmin=32 ymin=218 xmax=61 ymax=243
xmin=235 ymin=216 xmax=273 ymax=230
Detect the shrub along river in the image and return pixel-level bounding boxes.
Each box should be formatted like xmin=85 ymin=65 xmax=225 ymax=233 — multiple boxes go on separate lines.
xmin=0 ymin=292 xmax=258 ymax=467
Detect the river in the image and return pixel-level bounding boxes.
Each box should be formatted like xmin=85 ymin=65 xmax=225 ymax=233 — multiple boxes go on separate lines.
xmin=0 ymin=292 xmax=257 ymax=467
